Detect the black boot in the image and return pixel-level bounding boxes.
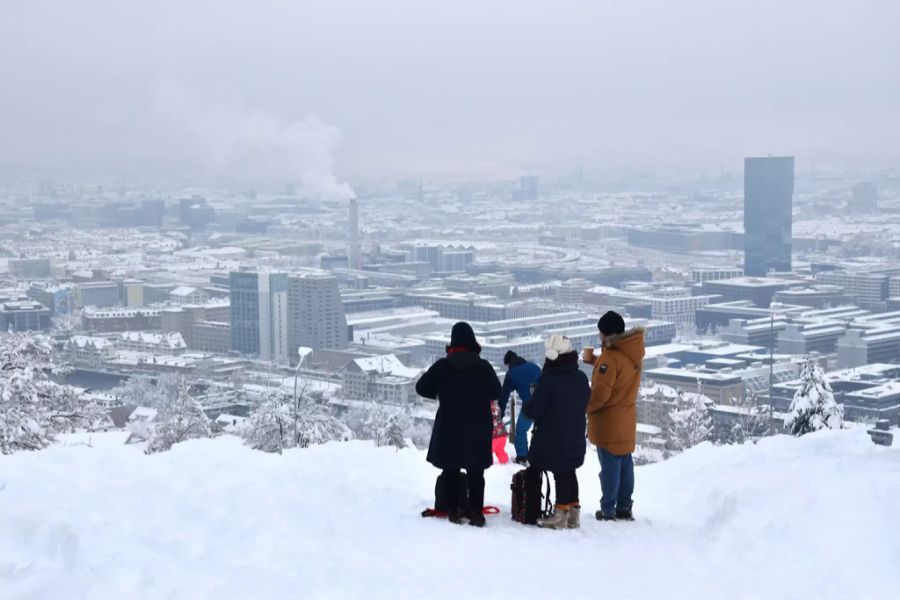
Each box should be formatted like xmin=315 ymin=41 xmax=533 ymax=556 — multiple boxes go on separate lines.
xmin=615 ymin=509 xmax=634 ymax=521
xmin=595 ymin=510 xmax=617 ymax=522
xmin=468 ymin=511 xmax=486 ymax=527
xmin=448 ymin=509 xmax=465 ymax=524
xmin=514 ymin=456 xmax=528 ymax=466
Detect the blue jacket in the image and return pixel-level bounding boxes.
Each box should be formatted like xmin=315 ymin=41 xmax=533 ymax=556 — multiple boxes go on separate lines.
xmin=499 ymin=357 xmax=542 ymax=417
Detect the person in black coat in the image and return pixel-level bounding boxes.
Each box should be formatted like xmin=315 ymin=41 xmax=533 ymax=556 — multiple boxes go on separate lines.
xmin=524 ymin=335 xmax=590 ymax=529
xmin=416 ymin=322 xmax=501 ymax=527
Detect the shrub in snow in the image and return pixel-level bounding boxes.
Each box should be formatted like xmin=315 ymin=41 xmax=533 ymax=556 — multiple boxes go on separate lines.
xmin=711 ymin=394 xmax=771 ymax=445
xmin=242 ymin=391 xmax=349 ymax=453
xmin=146 ymin=378 xmax=211 ymax=454
xmin=667 ymin=390 xmax=713 ymax=452
xmin=342 ymin=403 xmax=414 ymax=449
xmin=785 ymin=359 xmax=844 ymax=436
xmin=1 ymin=331 xmax=100 ymax=454
xmin=113 ymin=373 xmax=181 ymax=409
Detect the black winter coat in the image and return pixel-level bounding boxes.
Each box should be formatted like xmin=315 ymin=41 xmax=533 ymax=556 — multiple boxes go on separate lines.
xmin=416 ymin=351 xmax=502 ymax=470
xmin=523 ymin=355 xmax=590 ymax=472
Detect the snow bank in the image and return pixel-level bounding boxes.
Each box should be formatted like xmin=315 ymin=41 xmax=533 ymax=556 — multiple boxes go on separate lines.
xmin=1 ymin=430 xmax=898 ymax=600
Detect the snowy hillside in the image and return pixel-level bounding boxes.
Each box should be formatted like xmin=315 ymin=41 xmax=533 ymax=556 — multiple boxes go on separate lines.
xmin=2 ymin=431 xmax=898 ymax=600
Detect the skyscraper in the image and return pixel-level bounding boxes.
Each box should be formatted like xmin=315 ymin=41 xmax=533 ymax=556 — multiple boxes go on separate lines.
xmin=744 ymin=156 xmax=794 ymax=277
xmin=288 ymin=272 xmax=348 ymax=359
xmin=230 ymin=270 xmax=289 ymax=363
xmin=850 ymin=181 xmax=878 ymax=214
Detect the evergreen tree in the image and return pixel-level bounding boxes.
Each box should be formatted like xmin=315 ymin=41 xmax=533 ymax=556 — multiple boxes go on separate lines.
xmin=146 ymin=378 xmax=211 ymax=453
xmin=383 ymin=414 xmax=408 ymax=450
xmin=785 ymin=359 xmax=843 ymax=436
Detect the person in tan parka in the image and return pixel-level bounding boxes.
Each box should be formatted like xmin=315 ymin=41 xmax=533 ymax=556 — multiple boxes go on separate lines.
xmin=584 ymin=311 xmax=645 ymax=522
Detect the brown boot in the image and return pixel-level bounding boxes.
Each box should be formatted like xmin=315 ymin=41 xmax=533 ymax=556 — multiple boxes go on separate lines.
xmin=537 ymin=506 xmax=569 ymax=530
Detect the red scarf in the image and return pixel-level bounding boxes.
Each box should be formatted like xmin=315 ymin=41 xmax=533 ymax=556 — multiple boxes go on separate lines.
xmin=446 ymin=346 xmax=469 ymax=354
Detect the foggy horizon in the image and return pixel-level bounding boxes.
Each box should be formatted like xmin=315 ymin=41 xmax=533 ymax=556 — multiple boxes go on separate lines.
xmin=2 ymin=1 xmax=899 ymax=192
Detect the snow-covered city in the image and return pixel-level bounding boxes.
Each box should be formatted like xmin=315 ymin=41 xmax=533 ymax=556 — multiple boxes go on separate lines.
xmin=2 ymin=2 xmax=899 ymax=599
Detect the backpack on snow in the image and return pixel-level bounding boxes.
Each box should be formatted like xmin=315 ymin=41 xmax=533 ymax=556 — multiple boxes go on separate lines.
xmin=421 ymin=471 xmax=470 ymax=517
xmin=511 ymin=468 xmax=553 ymax=525
xmin=435 ymin=471 xmax=470 ymax=514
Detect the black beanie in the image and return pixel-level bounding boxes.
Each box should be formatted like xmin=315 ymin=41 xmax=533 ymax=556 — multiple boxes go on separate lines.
xmin=503 ymin=350 xmax=519 ymax=365
xmin=597 ymin=311 xmax=626 ymax=336
xmin=448 ymin=321 xmax=481 ymax=353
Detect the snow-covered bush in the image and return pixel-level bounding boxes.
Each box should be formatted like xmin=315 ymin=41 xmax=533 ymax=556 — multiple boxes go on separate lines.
xmin=242 ymin=391 xmax=350 ymax=453
xmin=342 ymin=403 xmax=415 ymax=449
xmin=1 ymin=331 xmax=100 ymax=454
xmin=785 ymin=359 xmax=844 ymax=436
xmin=146 ymin=378 xmax=211 ymax=454
xmin=667 ymin=390 xmax=713 ymax=452
xmin=113 ymin=373 xmax=181 ymax=409
xmin=711 ymin=394 xmax=771 ymax=445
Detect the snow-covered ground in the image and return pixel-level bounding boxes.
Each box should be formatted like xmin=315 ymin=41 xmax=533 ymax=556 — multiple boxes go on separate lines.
xmin=1 ymin=430 xmax=898 ymax=600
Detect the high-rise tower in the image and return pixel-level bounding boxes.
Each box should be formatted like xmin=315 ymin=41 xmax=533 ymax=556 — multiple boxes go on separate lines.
xmin=744 ymin=156 xmax=794 ymax=277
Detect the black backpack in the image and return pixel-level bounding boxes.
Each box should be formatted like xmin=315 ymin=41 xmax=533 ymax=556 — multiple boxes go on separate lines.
xmin=511 ymin=468 xmax=553 ymax=525
xmin=434 ymin=471 xmax=470 ymax=514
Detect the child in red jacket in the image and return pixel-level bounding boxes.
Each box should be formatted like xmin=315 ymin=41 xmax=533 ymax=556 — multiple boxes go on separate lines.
xmin=491 ymin=400 xmax=509 ymax=464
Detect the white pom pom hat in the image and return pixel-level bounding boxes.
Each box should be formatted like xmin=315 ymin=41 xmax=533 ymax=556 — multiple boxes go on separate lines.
xmin=544 ymin=335 xmax=573 ymax=360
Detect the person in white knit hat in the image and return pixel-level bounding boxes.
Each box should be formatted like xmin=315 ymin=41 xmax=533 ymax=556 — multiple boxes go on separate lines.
xmin=522 ymin=335 xmax=591 ymax=529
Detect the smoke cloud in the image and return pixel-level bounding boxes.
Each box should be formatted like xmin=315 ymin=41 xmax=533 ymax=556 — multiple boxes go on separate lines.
xmin=153 ymin=83 xmax=354 ymax=199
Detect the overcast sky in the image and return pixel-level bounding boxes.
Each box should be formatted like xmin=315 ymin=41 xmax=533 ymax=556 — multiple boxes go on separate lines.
xmin=1 ymin=0 xmax=898 ymax=189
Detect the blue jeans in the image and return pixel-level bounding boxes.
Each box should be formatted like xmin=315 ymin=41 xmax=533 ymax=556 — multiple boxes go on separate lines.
xmin=514 ymin=414 xmax=533 ymax=459
xmin=598 ymin=448 xmax=634 ymax=516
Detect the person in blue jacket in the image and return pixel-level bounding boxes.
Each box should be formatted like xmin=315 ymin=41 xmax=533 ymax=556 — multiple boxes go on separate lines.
xmin=499 ymin=350 xmax=542 ymax=465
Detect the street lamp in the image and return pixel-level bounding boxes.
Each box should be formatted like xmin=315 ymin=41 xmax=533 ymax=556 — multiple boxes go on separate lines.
xmin=293 ymin=346 xmax=314 ymax=405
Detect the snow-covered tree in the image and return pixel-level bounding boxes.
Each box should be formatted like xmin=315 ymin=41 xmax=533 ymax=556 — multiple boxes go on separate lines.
xmin=146 ymin=378 xmax=211 ymax=453
xmin=667 ymin=390 xmax=713 ymax=452
xmin=711 ymin=394 xmax=771 ymax=445
xmin=44 ymin=384 xmax=111 ymax=433
xmin=383 ymin=414 xmax=408 ymax=450
xmin=785 ymin=359 xmax=844 ymax=436
xmin=342 ymin=403 xmax=412 ymax=449
xmin=242 ymin=389 xmax=349 ymax=453
xmin=113 ymin=373 xmax=182 ymax=410
xmin=0 ymin=331 xmax=93 ymax=454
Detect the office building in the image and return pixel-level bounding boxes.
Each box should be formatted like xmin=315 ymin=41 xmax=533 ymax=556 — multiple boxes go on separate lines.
xmin=744 ymin=156 xmax=794 ymax=276
xmin=8 ymin=258 xmax=52 ymax=280
xmin=0 ymin=300 xmax=51 ymax=332
xmin=76 ymin=282 xmax=121 ymax=309
xmin=816 ymin=271 xmax=889 ymax=311
xmin=288 ymin=272 xmax=349 ymax=358
xmin=849 ymin=182 xmax=878 ymax=214
xmin=82 ymin=309 xmax=161 ymax=333
xmin=193 ymin=321 xmax=231 ymax=354
xmin=229 ymin=271 xmax=289 ymax=363
xmin=512 ymin=175 xmax=539 ymax=201
xmin=27 ymin=285 xmax=75 ymax=315
xmin=700 ymin=277 xmax=792 ymax=308
xmin=691 ymin=268 xmax=744 ymax=285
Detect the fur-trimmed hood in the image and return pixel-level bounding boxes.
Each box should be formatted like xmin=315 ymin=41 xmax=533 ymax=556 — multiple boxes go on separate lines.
xmin=601 ymin=327 xmax=645 ymax=365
